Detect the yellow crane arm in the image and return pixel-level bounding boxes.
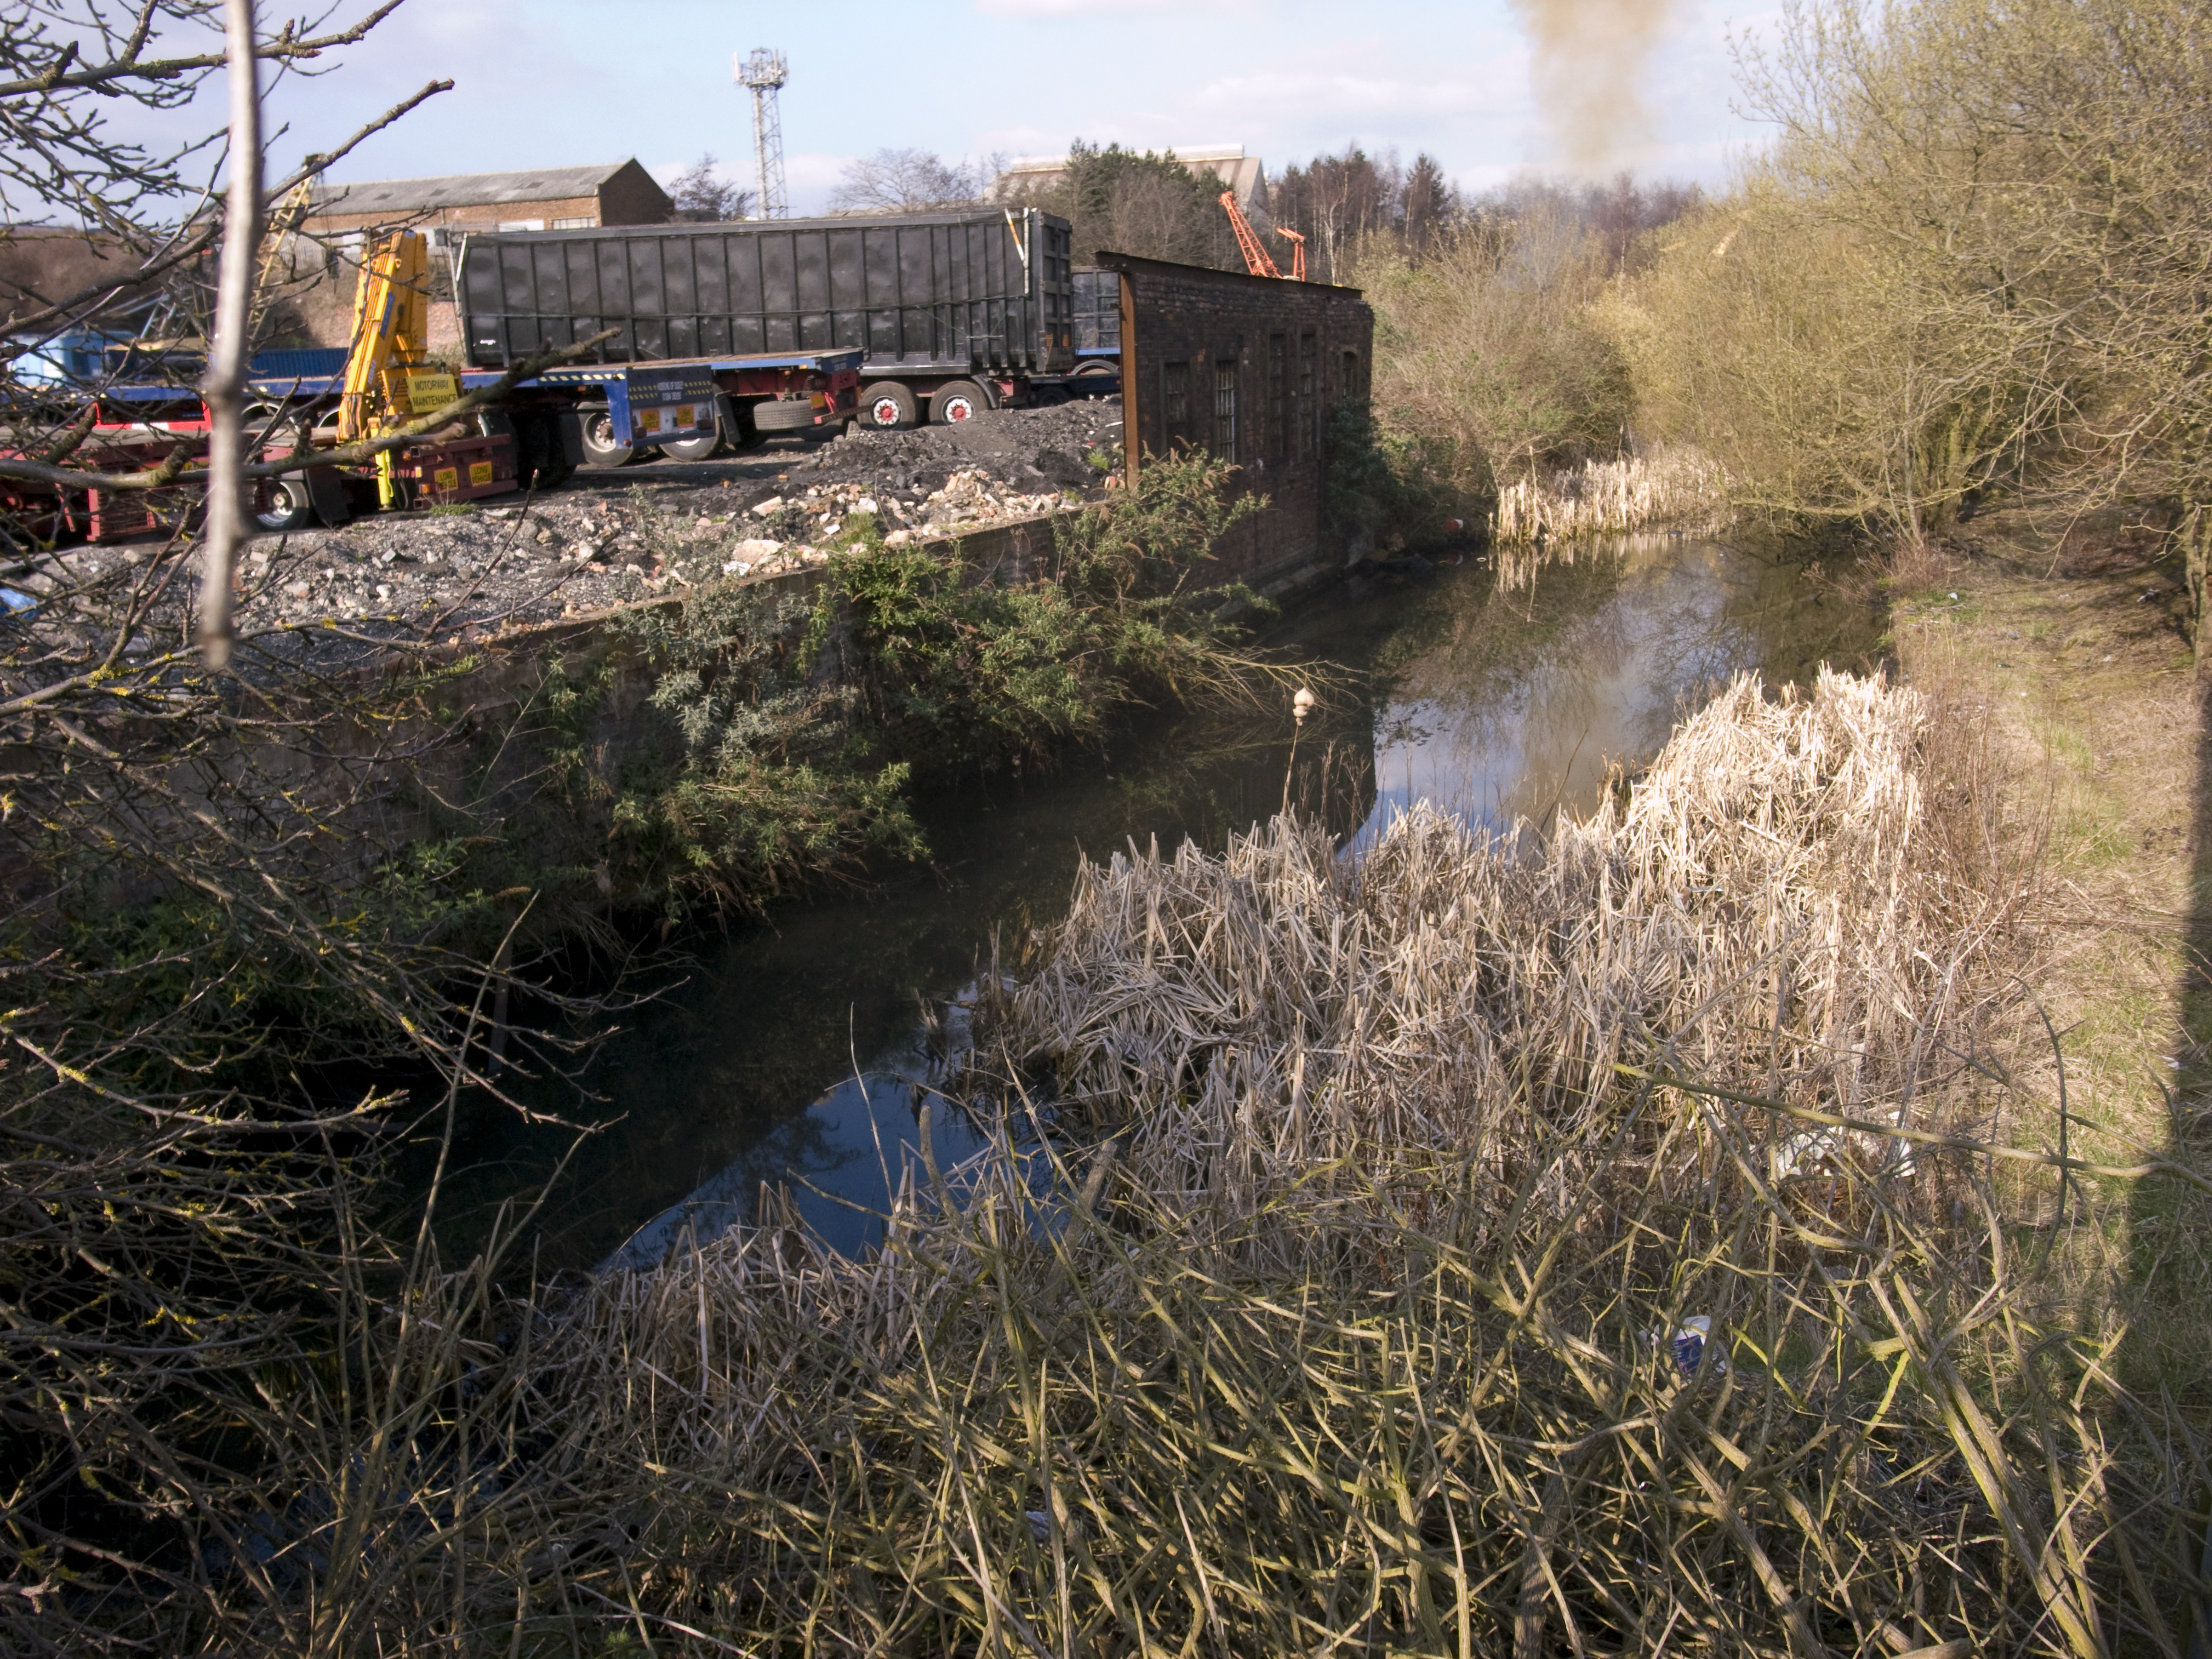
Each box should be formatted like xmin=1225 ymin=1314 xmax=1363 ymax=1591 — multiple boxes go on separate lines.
xmin=335 ymin=230 xmax=431 ymax=442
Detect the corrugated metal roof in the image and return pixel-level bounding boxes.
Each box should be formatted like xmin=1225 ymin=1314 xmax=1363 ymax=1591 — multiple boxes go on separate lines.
xmin=309 ymin=161 xmax=642 ymax=215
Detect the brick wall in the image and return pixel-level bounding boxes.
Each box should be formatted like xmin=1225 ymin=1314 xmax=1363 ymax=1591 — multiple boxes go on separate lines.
xmin=594 ymin=160 xmax=675 ymax=229
xmin=1097 ymin=253 xmax=1372 ymax=584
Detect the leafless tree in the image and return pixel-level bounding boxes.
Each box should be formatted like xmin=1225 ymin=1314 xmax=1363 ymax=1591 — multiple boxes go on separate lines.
xmin=828 ymin=146 xmax=996 ymax=213
xmin=668 ymin=150 xmax=753 ymax=222
xmin=0 ymin=7 xmax=640 ymax=1651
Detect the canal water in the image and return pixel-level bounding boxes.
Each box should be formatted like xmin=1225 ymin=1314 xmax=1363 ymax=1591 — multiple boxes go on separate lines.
xmin=438 ymin=535 xmax=1884 ymax=1270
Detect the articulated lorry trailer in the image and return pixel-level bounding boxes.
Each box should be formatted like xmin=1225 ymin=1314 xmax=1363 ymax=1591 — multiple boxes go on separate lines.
xmin=4 ymin=229 xmax=863 ymax=541
xmin=457 ymin=207 xmax=1075 ymax=450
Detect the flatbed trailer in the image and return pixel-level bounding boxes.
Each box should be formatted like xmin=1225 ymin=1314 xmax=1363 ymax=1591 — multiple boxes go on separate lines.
xmin=25 ymin=346 xmax=862 ymax=539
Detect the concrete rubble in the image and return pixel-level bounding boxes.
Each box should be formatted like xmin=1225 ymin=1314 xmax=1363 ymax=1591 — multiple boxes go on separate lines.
xmin=220 ymin=398 xmax=1126 ymax=637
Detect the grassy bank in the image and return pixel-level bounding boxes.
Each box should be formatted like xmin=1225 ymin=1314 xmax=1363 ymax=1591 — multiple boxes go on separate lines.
xmin=1880 ymin=511 xmax=2212 ymax=1407
xmin=0 ymin=452 xmax=1309 ymax=1653
xmin=430 ymin=451 xmax=1282 ymax=936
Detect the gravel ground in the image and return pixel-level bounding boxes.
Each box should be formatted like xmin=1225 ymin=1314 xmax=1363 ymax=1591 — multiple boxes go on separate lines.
xmin=220 ymin=398 xmax=1126 ymax=641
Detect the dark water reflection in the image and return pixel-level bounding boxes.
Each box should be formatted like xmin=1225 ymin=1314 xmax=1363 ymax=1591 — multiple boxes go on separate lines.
xmin=440 ymin=535 xmax=1883 ymax=1272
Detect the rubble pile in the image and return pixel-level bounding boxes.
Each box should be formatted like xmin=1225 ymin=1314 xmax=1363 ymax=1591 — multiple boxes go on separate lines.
xmin=218 ymin=398 xmax=1127 ymax=636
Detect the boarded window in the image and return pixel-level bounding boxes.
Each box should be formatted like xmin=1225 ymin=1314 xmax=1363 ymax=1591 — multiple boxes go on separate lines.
xmin=1213 ymin=358 xmax=1238 ymax=460
xmin=496 ymin=219 xmax=546 ymax=232
xmin=1163 ymin=361 xmax=1189 ymax=447
xmin=1298 ymin=332 xmax=1318 ymax=457
xmin=1267 ymin=333 xmax=1287 ymax=464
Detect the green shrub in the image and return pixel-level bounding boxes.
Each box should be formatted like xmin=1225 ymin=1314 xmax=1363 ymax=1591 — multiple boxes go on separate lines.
xmin=1324 ymin=399 xmax=1453 ymax=556
xmin=493 ymin=450 xmax=1281 ymax=922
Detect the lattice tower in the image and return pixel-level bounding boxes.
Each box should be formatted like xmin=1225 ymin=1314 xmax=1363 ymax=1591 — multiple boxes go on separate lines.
xmin=734 ymin=48 xmax=789 ymax=220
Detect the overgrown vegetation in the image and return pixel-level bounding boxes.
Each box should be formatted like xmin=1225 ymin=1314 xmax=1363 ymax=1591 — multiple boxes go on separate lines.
xmin=424 ymin=451 xmax=1278 ymax=931
xmin=1341 ymin=178 xmax=1708 ymax=540
xmin=67 ymin=667 xmax=2200 ymax=1654
xmin=1612 ymin=0 xmax=2212 ymax=602
xmin=8 ymin=0 xmax=2212 ymax=1647
xmin=1322 ymin=398 xmax=1453 ymax=557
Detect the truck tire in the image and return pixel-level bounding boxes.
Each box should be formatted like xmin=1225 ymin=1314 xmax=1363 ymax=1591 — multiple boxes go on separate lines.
xmin=254 ymin=475 xmax=313 ymax=533
xmin=862 ymin=381 xmax=918 ymax=429
xmin=578 ymin=407 xmax=633 ymax=468
xmin=751 ymin=398 xmax=822 ymax=432
xmin=657 ymin=430 xmax=722 ymax=462
xmin=929 ymin=380 xmax=989 ymax=424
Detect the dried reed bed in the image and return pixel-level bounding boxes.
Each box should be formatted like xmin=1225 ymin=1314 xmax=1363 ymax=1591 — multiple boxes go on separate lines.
xmin=998 ymin=670 xmax=2007 ymax=1199
xmin=173 ymin=672 xmax=2211 ymax=1656
xmin=1492 ymin=446 xmax=1730 ymax=549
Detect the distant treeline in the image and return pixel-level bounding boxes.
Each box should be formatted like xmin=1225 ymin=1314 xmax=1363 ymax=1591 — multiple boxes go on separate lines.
xmin=993 ymin=138 xmax=1703 ymax=288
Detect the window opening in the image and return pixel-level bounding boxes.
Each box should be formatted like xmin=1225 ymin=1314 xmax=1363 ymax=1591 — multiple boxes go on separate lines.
xmin=1163 ymin=361 xmax=1189 ymax=448
xmin=1267 ymin=333 xmax=1287 ymax=465
xmin=1213 ymin=358 xmax=1238 ymax=460
xmin=1298 ymin=332 xmax=1318 ymax=457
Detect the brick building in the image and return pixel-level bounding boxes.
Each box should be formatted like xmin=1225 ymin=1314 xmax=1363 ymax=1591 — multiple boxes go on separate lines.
xmin=301 ymin=159 xmax=671 ymax=244
xmin=1098 ymin=252 xmax=1372 ymax=585
xmin=278 ymin=161 xmax=672 ymax=352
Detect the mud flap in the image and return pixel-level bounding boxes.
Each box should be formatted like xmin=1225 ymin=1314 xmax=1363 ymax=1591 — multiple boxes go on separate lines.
xmin=306 ymin=465 xmax=350 ymax=527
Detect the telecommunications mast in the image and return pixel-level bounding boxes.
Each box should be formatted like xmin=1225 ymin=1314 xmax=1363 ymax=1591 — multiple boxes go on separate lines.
xmin=735 ymin=48 xmax=789 ymax=220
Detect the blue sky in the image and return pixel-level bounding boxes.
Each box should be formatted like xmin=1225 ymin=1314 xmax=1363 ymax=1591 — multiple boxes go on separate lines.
xmin=199 ymin=0 xmax=1776 ymax=212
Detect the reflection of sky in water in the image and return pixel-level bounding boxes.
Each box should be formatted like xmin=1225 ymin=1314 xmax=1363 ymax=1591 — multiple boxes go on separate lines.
xmin=1355 ymin=540 xmax=1760 ymax=846
xmin=602 ymin=1000 xmax=1054 ymax=1270
xmin=604 ymin=1070 xmax=990 ymax=1269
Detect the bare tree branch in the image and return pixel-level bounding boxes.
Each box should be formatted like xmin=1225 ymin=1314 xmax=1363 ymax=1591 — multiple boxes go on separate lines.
xmin=0 ymin=0 xmax=413 ymax=99
xmin=0 ymin=76 xmax=454 ymax=339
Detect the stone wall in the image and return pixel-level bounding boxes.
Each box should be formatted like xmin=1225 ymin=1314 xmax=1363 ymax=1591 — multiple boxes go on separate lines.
xmin=1097 ymin=253 xmax=1373 ymax=583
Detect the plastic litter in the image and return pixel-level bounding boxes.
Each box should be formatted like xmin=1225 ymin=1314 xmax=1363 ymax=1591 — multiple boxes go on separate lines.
xmin=1666 ymin=1315 xmax=1717 ymax=1378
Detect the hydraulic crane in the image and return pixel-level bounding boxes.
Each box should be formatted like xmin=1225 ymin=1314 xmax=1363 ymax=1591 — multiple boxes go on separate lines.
xmin=1220 ymin=190 xmax=1280 ymax=279
xmin=333 ymin=230 xmax=471 ymax=506
xmin=1219 ymin=190 xmax=1307 ymax=281
xmin=335 ymin=229 xmax=435 ymax=443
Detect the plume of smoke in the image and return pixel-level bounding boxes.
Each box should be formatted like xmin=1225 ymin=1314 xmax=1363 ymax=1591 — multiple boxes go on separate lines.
xmin=1509 ymin=0 xmax=1684 ymax=172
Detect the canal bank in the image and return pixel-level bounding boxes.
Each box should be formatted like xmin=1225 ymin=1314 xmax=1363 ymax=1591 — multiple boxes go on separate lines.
xmin=433 ymin=530 xmax=1888 ymax=1270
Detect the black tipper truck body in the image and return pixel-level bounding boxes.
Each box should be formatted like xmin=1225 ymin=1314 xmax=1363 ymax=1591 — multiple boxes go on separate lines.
xmin=459 ymin=208 xmax=1076 ymax=428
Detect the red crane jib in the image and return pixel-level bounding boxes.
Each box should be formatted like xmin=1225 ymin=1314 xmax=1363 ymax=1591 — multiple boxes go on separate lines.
xmin=1219 ymin=190 xmax=1282 ymax=280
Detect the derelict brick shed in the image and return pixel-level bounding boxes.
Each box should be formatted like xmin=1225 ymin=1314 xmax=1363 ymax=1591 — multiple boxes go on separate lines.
xmin=1096 ymin=252 xmax=1372 ymax=586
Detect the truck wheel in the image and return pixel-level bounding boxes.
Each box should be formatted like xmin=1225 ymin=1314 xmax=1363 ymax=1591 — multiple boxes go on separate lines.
xmin=657 ymin=431 xmax=722 ymax=462
xmin=929 ymin=381 xmax=988 ymax=424
xmin=579 ymin=407 xmax=632 ymax=468
xmin=862 ymin=381 xmax=918 ymax=429
xmin=254 ymin=476 xmax=313 ymax=533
